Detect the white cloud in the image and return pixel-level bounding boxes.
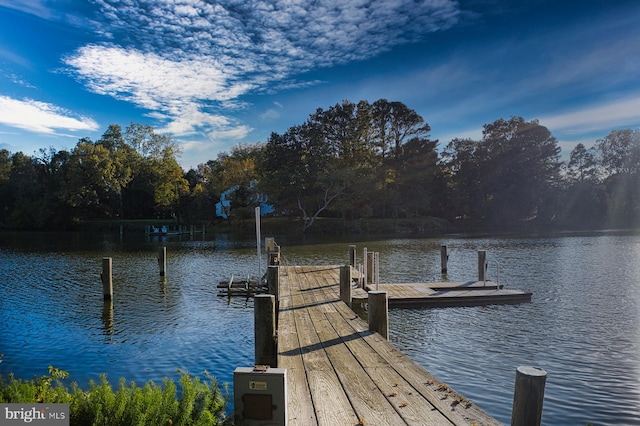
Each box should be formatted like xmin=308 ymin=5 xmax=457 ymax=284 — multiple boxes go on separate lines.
xmin=208 ymin=126 xmax=252 ymax=141
xmin=0 ymin=95 xmax=99 ymax=135
xmin=62 ymin=0 xmax=461 ymax=144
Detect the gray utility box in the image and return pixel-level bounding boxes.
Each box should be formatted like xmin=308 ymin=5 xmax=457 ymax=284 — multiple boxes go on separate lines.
xmin=234 ymin=366 xmax=287 ymax=426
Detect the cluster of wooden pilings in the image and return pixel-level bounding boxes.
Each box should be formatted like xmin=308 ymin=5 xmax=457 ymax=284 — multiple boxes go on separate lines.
xmin=254 ymin=242 xmax=548 ymax=426
xmin=100 ymin=246 xmax=169 ymax=299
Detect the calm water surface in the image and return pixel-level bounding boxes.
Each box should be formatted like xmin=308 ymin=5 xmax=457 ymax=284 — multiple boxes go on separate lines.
xmin=1 ymin=231 xmax=639 ymax=425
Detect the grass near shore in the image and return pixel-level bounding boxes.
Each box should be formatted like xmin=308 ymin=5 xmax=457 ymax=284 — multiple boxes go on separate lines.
xmin=0 ymin=365 xmax=230 ymax=426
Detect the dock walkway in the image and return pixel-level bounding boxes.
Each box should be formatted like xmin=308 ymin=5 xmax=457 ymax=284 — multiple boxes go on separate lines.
xmin=277 ymin=264 xmax=500 ymax=425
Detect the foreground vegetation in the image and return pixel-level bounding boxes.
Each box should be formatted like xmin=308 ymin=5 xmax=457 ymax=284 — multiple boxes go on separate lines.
xmin=1 ymin=99 xmax=639 ymax=233
xmin=0 ymin=366 xmax=230 ymax=425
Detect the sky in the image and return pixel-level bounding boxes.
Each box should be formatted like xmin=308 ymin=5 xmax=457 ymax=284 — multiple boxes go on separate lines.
xmin=1 ymin=0 xmax=639 ymax=170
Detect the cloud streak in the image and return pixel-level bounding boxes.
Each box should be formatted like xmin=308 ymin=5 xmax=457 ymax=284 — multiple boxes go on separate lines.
xmin=0 ymin=96 xmax=99 ymax=135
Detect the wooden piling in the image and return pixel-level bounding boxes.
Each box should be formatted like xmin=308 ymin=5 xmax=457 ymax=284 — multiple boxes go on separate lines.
xmin=368 ymin=290 xmax=388 ymax=340
xmin=348 ymin=244 xmax=356 ymax=267
xmin=254 ymin=294 xmax=277 ymax=367
xmin=511 ymin=366 xmax=547 ymax=426
xmin=101 ymin=257 xmax=113 ymax=300
xmin=159 ymin=246 xmax=167 ymax=276
xmin=339 ymin=265 xmax=352 ymax=308
xmin=373 ymin=251 xmax=380 ymax=290
xmin=367 ymin=252 xmax=375 ymax=284
xmin=441 ymin=245 xmax=448 ymax=274
xmin=267 ymin=265 xmax=280 ymax=300
xmin=362 ymin=247 xmax=368 ymax=287
xmin=478 ymin=250 xmax=487 ymax=282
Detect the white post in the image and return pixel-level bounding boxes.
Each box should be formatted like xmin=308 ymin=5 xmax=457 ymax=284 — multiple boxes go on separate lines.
xmin=374 ymin=252 xmax=380 ymax=291
xmin=363 ymin=247 xmax=368 ymax=288
xmin=255 ymin=206 xmax=261 ymax=283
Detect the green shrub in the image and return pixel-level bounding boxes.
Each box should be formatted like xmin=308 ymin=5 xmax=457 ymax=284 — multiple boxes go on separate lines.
xmin=0 ymin=367 xmax=230 ymax=425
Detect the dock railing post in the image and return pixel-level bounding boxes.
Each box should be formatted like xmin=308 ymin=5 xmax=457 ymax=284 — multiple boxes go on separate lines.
xmin=373 ymin=252 xmax=380 ymax=291
xmin=362 ymin=247 xmax=368 ymax=288
xmin=158 ymin=246 xmax=167 ymax=277
xmin=368 ymin=290 xmax=388 ymax=340
xmin=367 ymin=252 xmax=374 ymax=284
xmin=101 ymin=257 xmax=113 ymax=300
xmin=339 ymin=265 xmax=352 ymax=308
xmin=441 ymin=245 xmax=448 ymax=274
xmin=511 ymin=366 xmax=547 ymax=426
xmin=267 ymin=265 xmax=279 ymax=298
xmin=348 ymin=244 xmax=356 ymax=267
xmin=267 ymin=265 xmax=280 ymax=322
xmin=254 ymin=294 xmax=277 ymax=367
xmin=478 ymin=250 xmax=487 ymax=282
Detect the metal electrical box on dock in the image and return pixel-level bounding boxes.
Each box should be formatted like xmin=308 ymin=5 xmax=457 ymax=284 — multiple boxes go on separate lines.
xmin=234 ymin=366 xmax=287 ymax=426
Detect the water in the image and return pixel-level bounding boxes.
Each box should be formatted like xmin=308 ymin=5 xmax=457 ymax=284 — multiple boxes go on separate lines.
xmin=1 ymin=231 xmax=639 ymax=425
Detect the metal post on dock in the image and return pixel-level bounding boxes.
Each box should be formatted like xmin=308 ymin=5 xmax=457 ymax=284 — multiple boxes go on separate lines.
xmin=478 ymin=250 xmax=487 ymax=282
xmin=368 ymin=290 xmax=388 ymax=339
xmin=158 ymin=246 xmax=167 ymax=276
xmin=348 ymin=244 xmax=356 ymax=267
xmin=101 ymin=257 xmax=113 ymax=300
xmin=254 ymin=294 xmax=277 ymax=367
xmin=339 ymin=265 xmax=352 ymax=308
xmin=441 ymin=245 xmax=448 ymax=274
xmin=511 ymin=366 xmax=547 ymax=426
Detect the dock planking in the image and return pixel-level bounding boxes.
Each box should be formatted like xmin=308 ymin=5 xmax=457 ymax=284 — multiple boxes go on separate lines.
xmin=355 ymin=280 xmax=532 ymax=308
xmin=277 ymin=264 xmax=500 ymax=425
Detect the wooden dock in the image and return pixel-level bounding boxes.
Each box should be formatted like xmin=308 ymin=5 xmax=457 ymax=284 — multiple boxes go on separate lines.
xmin=276 ymin=264 xmax=501 ymax=425
xmin=356 ymin=280 xmax=532 ymax=308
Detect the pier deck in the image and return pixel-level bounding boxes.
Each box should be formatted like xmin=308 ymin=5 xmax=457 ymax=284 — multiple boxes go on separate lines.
xmin=277 ymin=264 xmax=500 ymax=425
xmin=357 ymin=281 xmax=532 ymax=308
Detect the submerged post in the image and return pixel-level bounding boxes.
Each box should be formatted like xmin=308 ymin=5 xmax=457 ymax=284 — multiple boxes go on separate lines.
xmin=368 ymin=290 xmax=388 ymax=339
xmin=441 ymin=245 xmax=448 ymax=274
xmin=254 ymin=294 xmax=277 ymax=367
xmin=511 ymin=366 xmax=547 ymax=426
xmin=101 ymin=257 xmax=113 ymax=300
xmin=158 ymin=246 xmax=167 ymax=276
xmin=339 ymin=265 xmax=352 ymax=308
xmin=478 ymin=250 xmax=487 ymax=282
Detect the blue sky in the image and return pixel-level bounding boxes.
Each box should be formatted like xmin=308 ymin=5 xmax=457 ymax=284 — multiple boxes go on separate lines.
xmin=1 ymin=0 xmax=639 ymax=170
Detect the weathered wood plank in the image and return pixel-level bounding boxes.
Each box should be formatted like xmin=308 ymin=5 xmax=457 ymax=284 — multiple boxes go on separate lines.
xmin=276 ymin=267 xmax=317 ymax=426
xmin=277 ymin=264 xmax=501 ymax=426
xmin=281 ymin=266 xmax=360 ymax=426
xmin=297 ymin=272 xmax=409 ymax=425
xmin=317 ymin=268 xmax=501 ymax=425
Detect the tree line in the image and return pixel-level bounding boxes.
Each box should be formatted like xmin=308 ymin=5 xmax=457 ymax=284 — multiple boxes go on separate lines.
xmin=1 ymin=99 xmax=639 ymax=233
